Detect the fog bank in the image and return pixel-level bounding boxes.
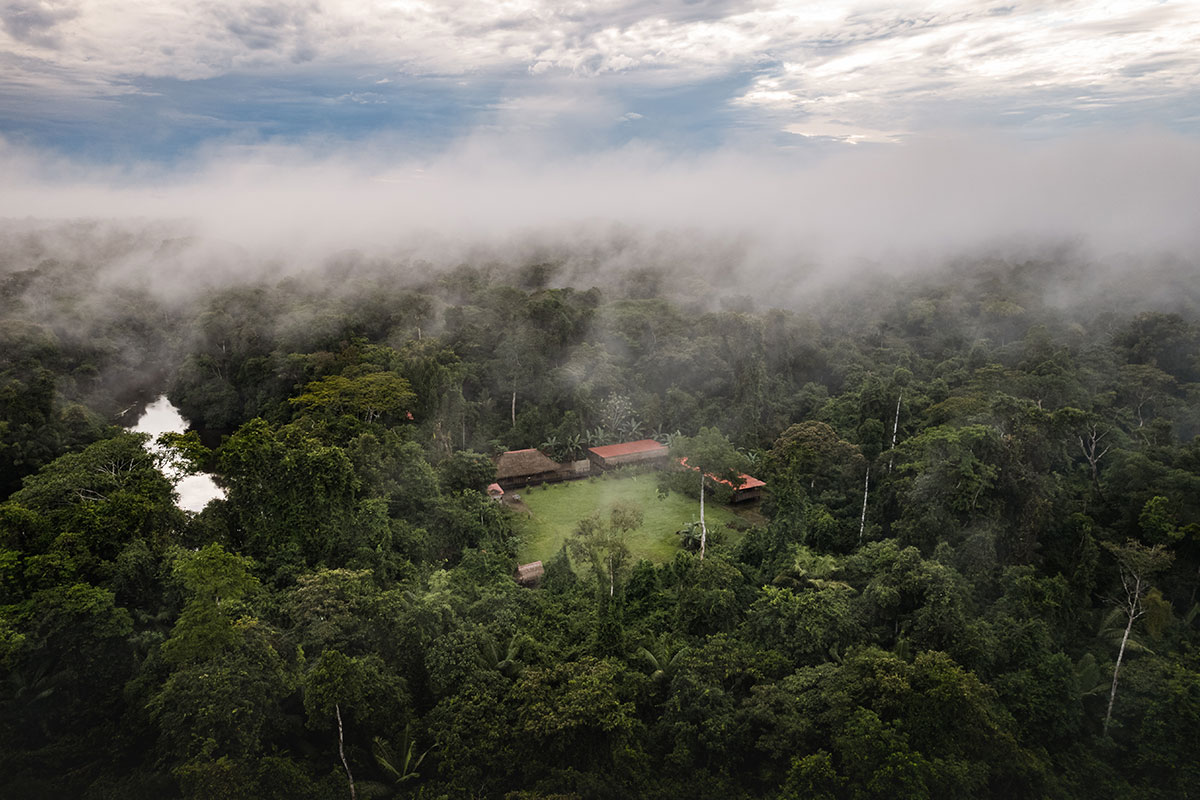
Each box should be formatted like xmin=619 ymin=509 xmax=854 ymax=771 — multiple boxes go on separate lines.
xmin=2 ymin=129 xmax=1198 ymax=301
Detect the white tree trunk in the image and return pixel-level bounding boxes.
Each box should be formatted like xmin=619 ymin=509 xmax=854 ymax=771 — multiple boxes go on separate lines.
xmin=1104 ymin=609 xmax=1135 ymax=737
xmin=888 ymin=393 xmax=902 ymax=473
xmin=336 ymin=703 xmax=357 ymax=800
xmin=699 ymin=472 xmax=708 ymax=561
xmin=511 ymin=390 xmax=517 ymax=427
xmin=859 ymin=465 xmax=870 ymax=543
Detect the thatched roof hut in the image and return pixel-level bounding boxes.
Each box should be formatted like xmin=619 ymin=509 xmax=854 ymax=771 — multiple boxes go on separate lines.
xmin=515 ymin=561 xmax=544 ymax=586
xmin=494 ymin=448 xmax=561 ymax=488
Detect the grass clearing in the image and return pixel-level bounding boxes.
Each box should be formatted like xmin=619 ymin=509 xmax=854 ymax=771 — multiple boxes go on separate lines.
xmin=514 ymin=473 xmax=743 ymax=564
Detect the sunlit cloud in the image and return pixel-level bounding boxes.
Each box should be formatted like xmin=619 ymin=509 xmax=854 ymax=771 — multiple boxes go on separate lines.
xmin=0 ymin=1 xmax=1196 ymax=156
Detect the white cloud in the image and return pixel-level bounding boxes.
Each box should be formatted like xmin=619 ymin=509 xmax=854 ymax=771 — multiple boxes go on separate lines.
xmin=733 ymin=1 xmax=1200 ymax=134
xmin=0 ymin=1 xmax=1196 ymax=138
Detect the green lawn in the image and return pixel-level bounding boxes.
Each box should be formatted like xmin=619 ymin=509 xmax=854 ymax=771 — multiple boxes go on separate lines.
xmin=514 ymin=473 xmax=743 ymax=564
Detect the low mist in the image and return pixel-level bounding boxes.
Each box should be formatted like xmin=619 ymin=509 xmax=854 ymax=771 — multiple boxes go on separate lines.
xmin=2 ymin=128 xmax=1198 ymax=306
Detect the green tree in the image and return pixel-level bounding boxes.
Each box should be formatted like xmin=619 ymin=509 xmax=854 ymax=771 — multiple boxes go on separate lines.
xmin=672 ymin=427 xmax=750 ymax=559
xmin=291 ymin=368 xmax=417 ymax=424
xmin=217 ymin=419 xmax=361 ymax=574
xmin=161 ymin=544 xmax=259 ymax=667
xmin=568 ymin=503 xmax=643 ymax=598
xmin=437 ymin=450 xmax=497 ymax=494
xmin=303 ymin=649 xmax=410 ymax=800
xmin=764 ymin=421 xmax=865 ymax=552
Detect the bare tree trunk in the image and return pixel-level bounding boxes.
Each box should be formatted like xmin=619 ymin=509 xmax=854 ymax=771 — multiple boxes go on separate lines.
xmin=1080 ymin=424 xmax=1111 ymax=492
xmin=699 ymin=472 xmax=707 ymax=561
xmin=336 ymin=703 xmax=356 ymax=800
xmin=1104 ymin=606 xmax=1136 ymax=737
xmin=888 ymin=394 xmax=902 ymax=473
xmin=511 ymin=390 xmax=517 ymax=427
xmin=859 ymin=465 xmax=870 ymax=543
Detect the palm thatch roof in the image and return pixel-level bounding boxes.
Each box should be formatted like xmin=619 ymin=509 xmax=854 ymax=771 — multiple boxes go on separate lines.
xmin=515 ymin=561 xmax=544 ymax=585
xmin=494 ymin=448 xmax=560 ymax=480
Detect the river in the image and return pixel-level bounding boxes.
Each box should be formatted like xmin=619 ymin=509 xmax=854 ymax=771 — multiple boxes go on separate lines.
xmin=130 ymin=396 xmax=226 ymax=513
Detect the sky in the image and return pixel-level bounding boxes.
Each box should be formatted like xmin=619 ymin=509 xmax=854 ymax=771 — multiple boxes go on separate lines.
xmin=1 ymin=1 xmax=1198 ymax=271
xmin=2 ymin=0 xmax=1198 ymax=158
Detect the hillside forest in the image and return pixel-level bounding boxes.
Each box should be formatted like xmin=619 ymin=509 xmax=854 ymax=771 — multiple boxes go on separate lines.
xmin=3 ymin=224 xmax=1200 ymax=799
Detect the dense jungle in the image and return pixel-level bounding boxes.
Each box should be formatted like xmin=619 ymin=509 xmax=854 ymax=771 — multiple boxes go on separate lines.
xmin=3 ymin=223 xmax=1200 ymax=799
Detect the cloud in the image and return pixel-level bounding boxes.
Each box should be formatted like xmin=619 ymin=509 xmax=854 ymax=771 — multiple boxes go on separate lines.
xmin=0 ymin=0 xmax=1196 ymax=151
xmin=0 ymin=0 xmax=79 ymax=47
xmin=734 ymin=1 xmax=1200 ymax=135
xmin=1 ymin=127 xmax=1197 ymax=305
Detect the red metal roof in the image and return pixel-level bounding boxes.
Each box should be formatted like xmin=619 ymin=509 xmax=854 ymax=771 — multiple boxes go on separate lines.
xmin=679 ymin=457 xmax=765 ymax=490
xmin=588 ymin=439 xmax=668 ymax=459
xmin=732 ymin=474 xmax=766 ymax=490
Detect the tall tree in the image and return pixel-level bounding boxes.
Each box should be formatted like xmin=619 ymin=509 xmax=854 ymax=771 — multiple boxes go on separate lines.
xmin=1102 ymin=539 xmax=1173 ymax=736
xmin=672 ymin=427 xmax=750 ymax=559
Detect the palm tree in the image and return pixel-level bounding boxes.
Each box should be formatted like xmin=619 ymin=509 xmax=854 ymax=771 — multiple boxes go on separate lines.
xmin=476 ymin=632 xmax=526 ymax=679
xmin=771 ymin=548 xmax=851 ymax=591
xmin=370 ymin=724 xmax=431 ymax=793
xmin=636 ymin=636 xmax=689 ymax=691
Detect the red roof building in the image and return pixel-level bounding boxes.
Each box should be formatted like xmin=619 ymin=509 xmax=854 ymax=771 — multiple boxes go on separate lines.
xmin=679 ymin=457 xmax=765 ymax=503
xmin=587 ymin=439 xmax=670 ymax=470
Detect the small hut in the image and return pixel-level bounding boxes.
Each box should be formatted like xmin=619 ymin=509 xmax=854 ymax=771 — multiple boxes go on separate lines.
xmin=587 ymin=439 xmax=669 ymax=471
xmin=515 ymin=561 xmax=544 ymax=586
xmin=494 ymin=448 xmax=561 ymax=489
xmin=486 ymin=482 xmax=505 ymax=501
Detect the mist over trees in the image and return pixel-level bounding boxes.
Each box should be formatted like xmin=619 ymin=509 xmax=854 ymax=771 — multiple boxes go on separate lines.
xmin=3 ymin=221 xmax=1200 ymax=798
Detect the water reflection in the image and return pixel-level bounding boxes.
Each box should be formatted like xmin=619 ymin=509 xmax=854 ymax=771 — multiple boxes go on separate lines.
xmin=130 ymin=396 xmax=225 ymax=513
